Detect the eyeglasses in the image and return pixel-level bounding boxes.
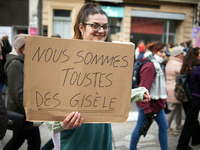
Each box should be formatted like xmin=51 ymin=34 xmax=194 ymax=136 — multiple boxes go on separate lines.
xmin=85 ymin=23 xmax=110 ymax=32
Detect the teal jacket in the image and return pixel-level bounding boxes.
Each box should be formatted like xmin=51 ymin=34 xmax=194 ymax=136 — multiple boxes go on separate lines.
xmin=45 ymin=87 xmax=148 ymax=150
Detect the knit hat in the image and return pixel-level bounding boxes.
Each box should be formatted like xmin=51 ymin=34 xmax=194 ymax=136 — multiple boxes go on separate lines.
xmin=170 ymin=47 xmax=184 ymax=57
xmin=13 ymin=34 xmax=27 ymax=51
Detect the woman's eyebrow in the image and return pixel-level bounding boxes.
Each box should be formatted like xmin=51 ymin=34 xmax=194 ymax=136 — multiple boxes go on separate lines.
xmin=92 ymin=22 xmax=108 ymax=25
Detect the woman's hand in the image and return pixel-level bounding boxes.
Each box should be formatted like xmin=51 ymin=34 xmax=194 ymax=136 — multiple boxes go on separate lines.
xmin=62 ymin=111 xmax=84 ymax=130
xmin=143 ymin=91 xmax=151 ymax=102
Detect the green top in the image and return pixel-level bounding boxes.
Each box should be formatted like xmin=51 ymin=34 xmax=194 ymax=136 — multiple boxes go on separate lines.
xmin=45 ymin=87 xmax=148 ymax=150
xmin=60 ymin=123 xmax=112 ymax=150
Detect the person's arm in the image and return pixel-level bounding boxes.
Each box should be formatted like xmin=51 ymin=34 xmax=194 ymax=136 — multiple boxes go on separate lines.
xmin=136 ymin=62 xmax=155 ymax=114
xmin=7 ymin=60 xmax=24 ymax=113
xmin=131 ymin=87 xmax=150 ymax=102
xmin=45 ymin=122 xmax=65 ymax=134
xmin=45 ymin=112 xmax=83 ymax=133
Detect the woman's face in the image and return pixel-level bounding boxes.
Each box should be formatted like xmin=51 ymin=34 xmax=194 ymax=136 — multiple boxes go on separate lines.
xmin=79 ymin=14 xmax=108 ymax=42
xmin=155 ymin=46 xmax=166 ymax=59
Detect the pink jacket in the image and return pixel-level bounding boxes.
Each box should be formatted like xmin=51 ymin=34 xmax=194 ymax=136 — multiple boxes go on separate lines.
xmin=165 ymin=56 xmax=183 ymax=104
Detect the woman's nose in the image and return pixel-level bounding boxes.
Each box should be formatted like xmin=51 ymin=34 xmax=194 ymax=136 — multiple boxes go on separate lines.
xmin=98 ymin=26 xmax=104 ymax=33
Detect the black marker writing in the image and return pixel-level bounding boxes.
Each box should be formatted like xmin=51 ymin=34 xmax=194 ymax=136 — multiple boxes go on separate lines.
xmin=36 ymin=91 xmax=61 ymax=108
xmin=62 ymin=68 xmax=113 ymax=88
xmin=32 ymin=47 xmax=70 ymax=63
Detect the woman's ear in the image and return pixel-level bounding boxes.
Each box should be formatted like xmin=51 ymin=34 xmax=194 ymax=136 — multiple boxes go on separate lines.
xmin=79 ymin=23 xmax=84 ymax=35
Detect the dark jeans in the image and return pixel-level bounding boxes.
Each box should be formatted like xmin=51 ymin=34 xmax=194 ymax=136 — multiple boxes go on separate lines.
xmin=177 ymin=96 xmax=200 ymax=150
xmin=3 ymin=127 xmax=41 ymax=150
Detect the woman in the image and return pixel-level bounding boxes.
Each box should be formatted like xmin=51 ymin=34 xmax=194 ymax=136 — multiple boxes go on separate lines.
xmin=165 ymin=47 xmax=184 ymax=135
xmin=129 ymin=41 xmax=169 ymax=150
xmin=46 ymin=3 xmax=150 ymax=150
xmin=177 ymin=47 xmax=200 ymax=150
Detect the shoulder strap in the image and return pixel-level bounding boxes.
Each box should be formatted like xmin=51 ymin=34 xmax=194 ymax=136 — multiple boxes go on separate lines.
xmin=136 ymin=60 xmax=151 ymax=85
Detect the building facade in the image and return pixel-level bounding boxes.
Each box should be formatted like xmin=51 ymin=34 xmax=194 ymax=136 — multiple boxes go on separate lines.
xmin=0 ymin=0 xmax=199 ymax=46
xmin=41 ymin=0 xmax=84 ymax=38
xmin=91 ymin=0 xmax=200 ymax=46
xmin=0 ymin=0 xmax=29 ymax=44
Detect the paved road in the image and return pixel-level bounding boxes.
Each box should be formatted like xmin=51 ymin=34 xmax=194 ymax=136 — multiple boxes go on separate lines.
xmin=1 ymin=103 xmax=200 ymax=150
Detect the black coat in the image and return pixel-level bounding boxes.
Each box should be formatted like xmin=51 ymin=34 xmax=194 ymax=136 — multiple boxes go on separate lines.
xmin=0 ymin=91 xmax=7 ymax=140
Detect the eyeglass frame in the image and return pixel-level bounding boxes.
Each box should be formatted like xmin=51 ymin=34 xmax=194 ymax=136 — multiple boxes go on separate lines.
xmin=84 ymin=23 xmax=110 ymax=32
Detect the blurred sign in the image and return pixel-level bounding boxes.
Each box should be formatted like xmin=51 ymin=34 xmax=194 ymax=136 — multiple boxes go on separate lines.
xmin=0 ymin=26 xmax=12 ymax=44
xmin=191 ymin=26 xmax=200 ymax=39
xmin=30 ymin=27 xmax=37 ymax=36
xmin=102 ymin=6 xmax=124 ymax=18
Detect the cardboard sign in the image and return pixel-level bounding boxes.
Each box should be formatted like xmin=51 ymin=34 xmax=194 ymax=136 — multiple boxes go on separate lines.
xmin=24 ymin=36 xmax=135 ymax=123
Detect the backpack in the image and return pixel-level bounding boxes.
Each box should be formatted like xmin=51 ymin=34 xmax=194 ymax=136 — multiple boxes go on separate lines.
xmin=174 ymin=74 xmax=199 ymax=102
xmin=132 ymin=60 xmax=150 ymax=89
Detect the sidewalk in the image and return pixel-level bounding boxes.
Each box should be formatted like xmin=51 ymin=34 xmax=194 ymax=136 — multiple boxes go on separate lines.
xmin=1 ymin=103 xmax=200 ymax=150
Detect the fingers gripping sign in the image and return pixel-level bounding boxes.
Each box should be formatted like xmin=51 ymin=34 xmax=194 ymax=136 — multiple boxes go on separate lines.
xmin=62 ymin=112 xmax=84 ymax=129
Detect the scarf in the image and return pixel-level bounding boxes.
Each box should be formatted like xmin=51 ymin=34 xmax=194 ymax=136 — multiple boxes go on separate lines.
xmin=145 ymin=54 xmax=167 ymax=100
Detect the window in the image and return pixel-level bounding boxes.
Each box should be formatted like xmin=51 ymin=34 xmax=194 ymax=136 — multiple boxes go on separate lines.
xmin=109 ymin=18 xmax=121 ymax=34
xmin=53 ymin=10 xmax=71 ymax=38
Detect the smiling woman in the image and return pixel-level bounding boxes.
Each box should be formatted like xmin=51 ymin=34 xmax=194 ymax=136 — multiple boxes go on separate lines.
xmin=53 ymin=3 xmax=114 ymax=150
xmin=44 ymin=2 xmax=149 ymax=150
xmin=73 ymin=2 xmax=109 ymax=42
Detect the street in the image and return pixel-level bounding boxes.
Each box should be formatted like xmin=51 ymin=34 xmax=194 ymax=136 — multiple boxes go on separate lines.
xmin=1 ymin=103 xmax=200 ymax=150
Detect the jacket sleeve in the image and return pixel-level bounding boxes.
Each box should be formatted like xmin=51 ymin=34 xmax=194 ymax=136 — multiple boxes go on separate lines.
xmin=6 ymin=60 xmax=24 ymax=113
xmin=136 ymin=62 xmax=155 ymax=114
xmin=0 ymin=92 xmax=7 ymax=140
xmin=45 ymin=122 xmax=65 ymax=134
xmin=131 ymin=87 xmax=148 ymax=103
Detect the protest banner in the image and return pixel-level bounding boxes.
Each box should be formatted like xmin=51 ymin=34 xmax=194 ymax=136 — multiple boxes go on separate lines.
xmin=24 ymin=36 xmax=135 ymax=123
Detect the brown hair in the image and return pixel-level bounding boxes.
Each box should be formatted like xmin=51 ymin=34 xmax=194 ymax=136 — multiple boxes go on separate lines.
xmin=180 ymin=47 xmax=200 ymax=75
xmin=147 ymin=41 xmax=166 ymax=54
xmin=73 ymin=2 xmax=108 ymax=39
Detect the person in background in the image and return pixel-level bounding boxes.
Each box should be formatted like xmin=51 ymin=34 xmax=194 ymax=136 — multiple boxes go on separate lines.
xmin=130 ymin=41 xmax=168 ymax=150
xmin=0 ymin=41 xmax=7 ymax=141
xmin=135 ymin=40 xmax=145 ymax=63
xmin=51 ymin=34 xmax=61 ymax=38
xmin=3 ymin=34 xmax=41 ymax=150
xmin=177 ymin=47 xmax=200 ymax=150
xmin=167 ymin=43 xmax=172 ymax=52
xmin=165 ymin=47 xmax=184 ymax=136
xmin=45 ymin=3 xmax=150 ymax=150
xmin=179 ymin=42 xmax=188 ymax=52
xmin=0 ymin=36 xmax=11 ymax=95
xmin=136 ymin=44 xmax=146 ymax=65
xmin=0 ymin=77 xmax=7 ymax=147
xmin=1 ymin=36 xmax=12 ymax=67
xmin=185 ymin=40 xmax=191 ymax=51
xmin=0 ymin=41 xmax=5 ymax=92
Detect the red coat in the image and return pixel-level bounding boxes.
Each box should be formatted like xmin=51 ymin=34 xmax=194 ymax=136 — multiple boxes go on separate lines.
xmin=136 ymin=60 xmax=166 ymax=114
